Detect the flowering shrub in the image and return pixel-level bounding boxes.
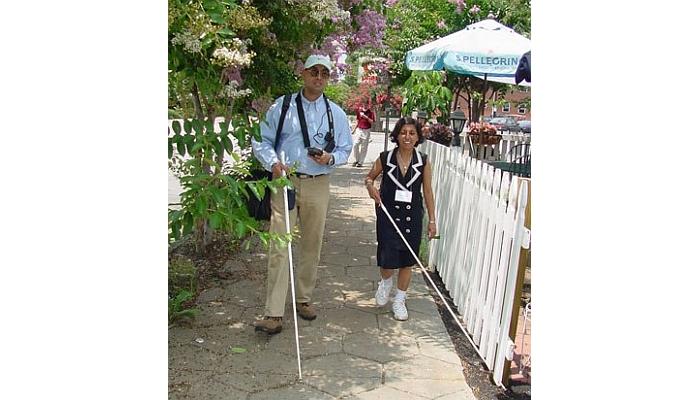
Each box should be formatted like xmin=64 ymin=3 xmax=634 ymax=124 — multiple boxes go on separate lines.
xmin=168 ymin=0 xmax=393 ymax=253
xmin=171 ymin=31 xmax=201 ymax=54
xmin=221 ymin=81 xmax=252 ymax=100
xmin=211 ymin=39 xmax=255 ymax=68
xmin=376 ymin=92 xmax=403 ymax=112
xmin=426 ymin=123 xmax=453 ymax=146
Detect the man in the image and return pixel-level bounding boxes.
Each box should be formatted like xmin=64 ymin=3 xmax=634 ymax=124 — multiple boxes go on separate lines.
xmin=352 ymin=104 xmax=374 ymax=167
xmin=251 ymin=54 xmax=353 ymax=334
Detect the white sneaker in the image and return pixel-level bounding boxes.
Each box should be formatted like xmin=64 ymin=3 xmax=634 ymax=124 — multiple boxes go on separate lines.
xmin=375 ymin=279 xmax=392 ymax=306
xmin=392 ymin=298 xmax=408 ymax=321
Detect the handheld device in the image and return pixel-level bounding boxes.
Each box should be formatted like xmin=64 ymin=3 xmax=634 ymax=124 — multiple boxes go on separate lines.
xmin=307 ymin=147 xmax=323 ymax=157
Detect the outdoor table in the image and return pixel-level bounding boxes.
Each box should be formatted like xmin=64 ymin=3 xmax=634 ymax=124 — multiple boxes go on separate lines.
xmin=484 ymin=160 xmax=530 ymax=177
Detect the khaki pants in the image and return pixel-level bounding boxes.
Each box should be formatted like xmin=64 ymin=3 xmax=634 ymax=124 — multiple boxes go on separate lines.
xmin=353 ymin=127 xmax=371 ymax=165
xmin=264 ymin=174 xmax=330 ymax=317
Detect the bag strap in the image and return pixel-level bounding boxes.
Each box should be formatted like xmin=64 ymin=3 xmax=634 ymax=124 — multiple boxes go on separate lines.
xmin=294 ymin=93 xmax=312 ymax=148
xmin=274 ymin=94 xmax=292 ymax=152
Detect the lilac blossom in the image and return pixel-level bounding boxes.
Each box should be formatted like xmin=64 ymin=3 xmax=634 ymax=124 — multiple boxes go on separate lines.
xmin=469 ymin=5 xmax=481 ymax=15
xmin=251 ymin=96 xmax=273 ymax=114
xmin=223 ymin=67 xmax=242 ymax=86
xmin=385 ymin=0 xmax=399 ymax=6
xmin=448 ymin=0 xmax=465 ymax=14
xmin=339 ymin=0 xmax=363 ymax=7
xmin=352 ymin=10 xmax=386 ymax=49
xmin=437 ymin=20 xmax=447 ymax=29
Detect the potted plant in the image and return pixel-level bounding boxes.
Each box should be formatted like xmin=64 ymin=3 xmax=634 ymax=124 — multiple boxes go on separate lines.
xmin=467 ymin=122 xmax=502 ymax=145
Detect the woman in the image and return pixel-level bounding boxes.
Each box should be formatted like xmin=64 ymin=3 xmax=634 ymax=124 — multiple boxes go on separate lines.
xmin=364 ymin=117 xmax=437 ymax=321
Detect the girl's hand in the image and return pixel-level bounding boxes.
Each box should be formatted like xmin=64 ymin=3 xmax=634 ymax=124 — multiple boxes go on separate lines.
xmin=367 ymin=185 xmax=381 ymax=205
xmin=428 ymin=222 xmax=437 ymax=239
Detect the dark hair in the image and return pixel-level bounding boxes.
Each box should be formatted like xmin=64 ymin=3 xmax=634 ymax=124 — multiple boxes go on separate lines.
xmin=390 ymin=117 xmax=425 ymax=147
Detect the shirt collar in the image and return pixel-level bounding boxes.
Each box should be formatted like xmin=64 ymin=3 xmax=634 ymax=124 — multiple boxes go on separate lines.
xmin=299 ymin=90 xmax=325 ymax=109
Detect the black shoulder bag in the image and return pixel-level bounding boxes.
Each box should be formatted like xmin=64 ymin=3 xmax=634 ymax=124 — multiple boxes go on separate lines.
xmin=247 ymin=94 xmax=292 ymax=221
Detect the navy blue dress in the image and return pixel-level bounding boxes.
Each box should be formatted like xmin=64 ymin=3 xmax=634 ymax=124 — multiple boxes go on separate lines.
xmin=376 ymin=148 xmax=427 ymax=269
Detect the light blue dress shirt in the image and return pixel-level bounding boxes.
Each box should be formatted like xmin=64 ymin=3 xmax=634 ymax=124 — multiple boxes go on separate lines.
xmin=252 ymin=91 xmax=353 ymax=175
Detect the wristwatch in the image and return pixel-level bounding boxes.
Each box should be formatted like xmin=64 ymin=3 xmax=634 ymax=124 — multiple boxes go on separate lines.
xmin=328 ymin=154 xmax=335 ymax=166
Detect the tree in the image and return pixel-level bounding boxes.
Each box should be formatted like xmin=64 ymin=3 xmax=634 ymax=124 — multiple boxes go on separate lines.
xmin=384 ymin=0 xmax=530 ymax=122
xmin=168 ymin=0 xmax=392 ymax=254
xmin=401 ymin=71 xmax=452 ymax=123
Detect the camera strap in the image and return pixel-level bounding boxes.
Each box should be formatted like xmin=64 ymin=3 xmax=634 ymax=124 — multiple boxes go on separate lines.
xmin=295 ymin=92 xmax=335 ymax=151
xmin=274 ymin=94 xmax=292 ymax=152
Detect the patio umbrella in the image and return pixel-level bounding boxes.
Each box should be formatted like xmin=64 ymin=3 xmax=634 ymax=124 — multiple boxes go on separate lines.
xmin=515 ymin=51 xmax=531 ymax=84
xmin=405 ymin=19 xmax=531 ymax=86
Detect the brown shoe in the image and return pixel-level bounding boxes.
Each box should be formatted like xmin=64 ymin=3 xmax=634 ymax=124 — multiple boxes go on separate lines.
xmin=296 ymin=303 xmax=317 ymax=321
xmin=253 ymin=317 xmax=283 ymax=334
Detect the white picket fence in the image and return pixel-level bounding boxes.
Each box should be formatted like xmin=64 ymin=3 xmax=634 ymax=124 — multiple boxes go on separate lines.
xmin=498 ymin=132 xmax=530 ymax=161
xmin=422 ymin=140 xmax=530 ymax=387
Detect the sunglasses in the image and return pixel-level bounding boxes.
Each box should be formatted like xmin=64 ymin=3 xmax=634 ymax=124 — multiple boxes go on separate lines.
xmin=306 ymin=68 xmax=330 ymax=79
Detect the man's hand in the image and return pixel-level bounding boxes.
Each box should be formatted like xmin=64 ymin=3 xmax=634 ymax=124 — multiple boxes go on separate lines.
xmin=310 ymin=151 xmax=333 ymax=166
xmin=271 ymin=162 xmax=289 ymax=179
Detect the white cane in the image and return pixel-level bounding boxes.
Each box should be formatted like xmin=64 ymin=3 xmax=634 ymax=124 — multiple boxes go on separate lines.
xmin=378 ymin=201 xmax=489 ymax=367
xmin=280 ymin=152 xmax=303 ymax=380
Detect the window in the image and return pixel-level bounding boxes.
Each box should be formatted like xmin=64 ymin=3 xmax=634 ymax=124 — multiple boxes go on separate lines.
xmin=518 ymin=104 xmax=527 ymax=114
xmin=502 ymin=102 xmax=510 ymax=113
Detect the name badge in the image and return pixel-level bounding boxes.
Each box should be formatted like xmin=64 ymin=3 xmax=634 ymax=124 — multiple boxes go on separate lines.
xmin=395 ymin=190 xmax=412 ymax=203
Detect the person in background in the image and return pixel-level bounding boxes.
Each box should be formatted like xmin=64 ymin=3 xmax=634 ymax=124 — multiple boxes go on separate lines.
xmin=352 ymin=103 xmax=375 ymax=167
xmin=363 ymin=117 xmax=437 ymax=321
xmin=251 ymin=54 xmax=353 ymax=334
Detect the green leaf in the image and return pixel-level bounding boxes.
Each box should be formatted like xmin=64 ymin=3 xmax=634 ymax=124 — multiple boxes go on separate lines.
xmin=229 ymin=346 xmax=247 ymax=354
xmin=219 ymin=121 xmax=229 ymax=135
xmin=172 ymin=121 xmax=182 ymax=135
xmin=183 ymin=212 xmax=193 ymax=236
xmin=168 ymin=138 xmax=173 ymax=159
xmin=176 ymin=138 xmax=185 ymax=156
xmin=174 ymin=289 xmax=193 ymax=304
xmin=189 ymin=141 xmax=204 ymax=153
xmin=234 ymin=221 xmax=246 ymax=238
xmin=183 ymin=119 xmax=192 ymax=134
xmin=170 ymin=221 xmax=181 ymax=241
xmin=201 ymin=35 xmax=215 ymax=48
xmin=222 ymin=135 xmax=234 ymax=154
xmin=209 ymin=13 xmax=225 ymax=24
xmin=212 ymin=137 xmax=223 ymax=155
xmin=209 ymin=212 xmax=222 ymax=229
xmin=202 ymin=0 xmax=218 ymax=10
xmin=184 ymin=134 xmax=195 ymax=154
xmin=192 ymin=119 xmax=204 ymax=134
xmin=196 ymin=196 xmax=207 ymax=214
xmin=211 ymin=186 xmax=224 ymax=204
xmin=218 ymin=28 xmax=236 ymax=38
xmin=204 ymin=119 xmax=215 ymax=134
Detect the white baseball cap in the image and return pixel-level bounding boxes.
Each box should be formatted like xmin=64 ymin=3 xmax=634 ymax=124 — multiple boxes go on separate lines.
xmin=304 ymin=54 xmax=332 ymax=71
